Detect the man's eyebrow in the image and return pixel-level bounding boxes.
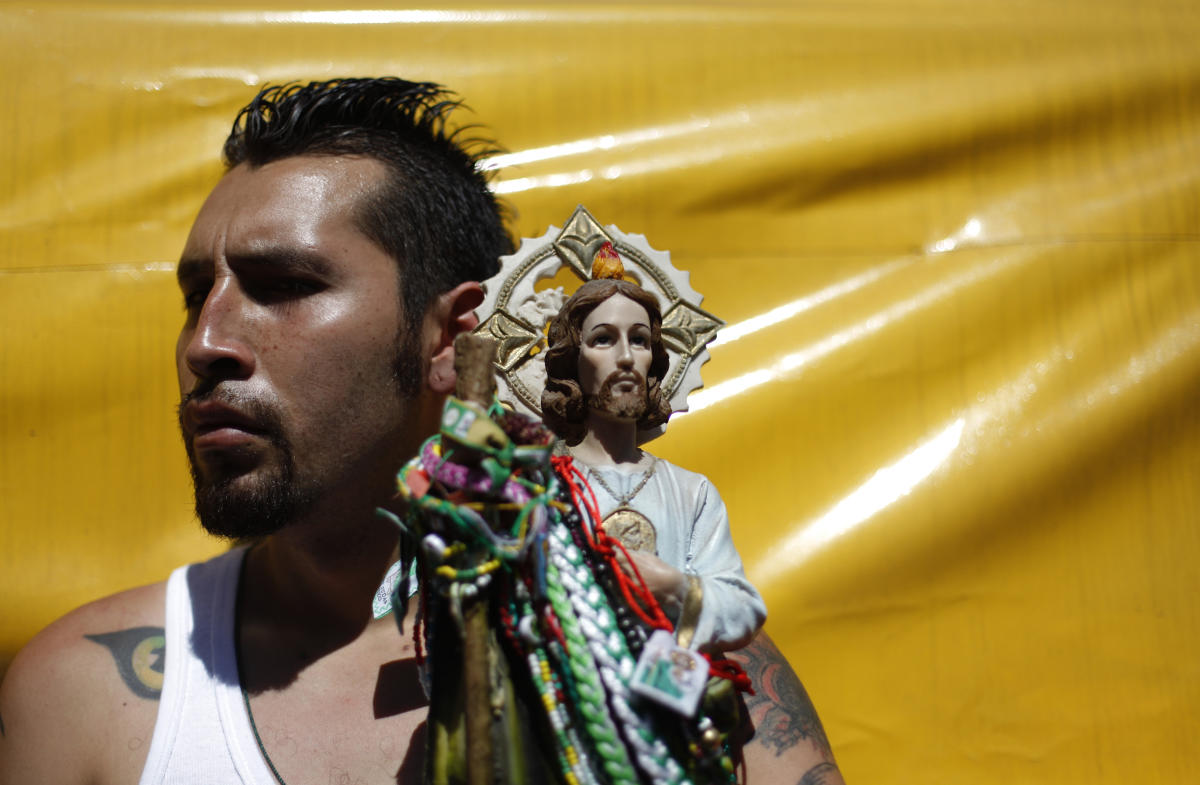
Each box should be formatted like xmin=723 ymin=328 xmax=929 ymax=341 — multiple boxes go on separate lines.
xmin=227 ymin=247 xmax=337 ymax=277
xmin=176 ymin=257 xmax=209 ymax=285
xmin=175 ymin=248 xmax=336 ymax=283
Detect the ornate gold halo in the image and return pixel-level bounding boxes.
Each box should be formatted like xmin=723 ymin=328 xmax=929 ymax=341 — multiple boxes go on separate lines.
xmin=473 ymin=205 xmax=724 ymax=442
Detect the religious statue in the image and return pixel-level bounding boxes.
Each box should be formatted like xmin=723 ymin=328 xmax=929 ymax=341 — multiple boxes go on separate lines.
xmin=540 ymin=248 xmax=766 ymax=654
xmin=389 ymin=206 xmax=764 ymax=785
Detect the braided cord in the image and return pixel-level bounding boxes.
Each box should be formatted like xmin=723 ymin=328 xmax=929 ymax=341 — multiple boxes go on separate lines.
xmin=544 ymin=532 xmax=642 ymax=785
xmin=530 ymin=644 xmax=599 ymax=785
xmin=499 ymin=594 xmax=599 ymax=785
xmin=392 ymin=408 xmax=740 ymax=785
xmin=549 ymin=519 xmax=690 ymax=785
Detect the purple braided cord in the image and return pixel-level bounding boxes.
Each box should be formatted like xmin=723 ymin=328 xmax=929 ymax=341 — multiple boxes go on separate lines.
xmin=422 ymin=441 xmax=531 ymax=504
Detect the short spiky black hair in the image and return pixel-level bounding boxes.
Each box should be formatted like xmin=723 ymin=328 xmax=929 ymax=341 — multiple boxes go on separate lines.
xmin=223 ymin=77 xmax=513 ymax=325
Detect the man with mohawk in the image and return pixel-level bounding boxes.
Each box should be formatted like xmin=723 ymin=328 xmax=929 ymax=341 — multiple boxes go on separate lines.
xmin=0 ymin=78 xmax=844 ymax=785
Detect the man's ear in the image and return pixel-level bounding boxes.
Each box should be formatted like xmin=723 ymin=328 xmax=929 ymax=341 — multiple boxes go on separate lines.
xmin=425 ymin=281 xmax=485 ymax=395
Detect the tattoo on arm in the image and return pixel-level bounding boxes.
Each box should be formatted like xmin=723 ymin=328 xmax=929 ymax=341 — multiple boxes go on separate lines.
xmin=84 ymin=627 xmax=166 ymax=700
xmin=728 ymin=633 xmax=833 ymax=759
xmin=1 ymin=708 xmax=5 ymax=738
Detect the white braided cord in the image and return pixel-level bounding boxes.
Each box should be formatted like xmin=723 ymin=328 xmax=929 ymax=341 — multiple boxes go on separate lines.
xmin=544 ymin=549 xmax=642 ymax=785
xmin=524 ymin=649 xmax=602 ymax=785
xmin=548 ymin=520 xmax=691 ymax=785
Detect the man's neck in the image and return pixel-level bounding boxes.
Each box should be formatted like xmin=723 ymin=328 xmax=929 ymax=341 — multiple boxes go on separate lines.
xmin=236 ymin=500 xmax=402 ymax=692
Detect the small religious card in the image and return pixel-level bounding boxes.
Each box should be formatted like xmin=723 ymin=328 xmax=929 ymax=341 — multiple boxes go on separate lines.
xmin=372 ymin=559 xmax=404 ymax=620
xmin=630 ymin=628 xmax=710 ymax=716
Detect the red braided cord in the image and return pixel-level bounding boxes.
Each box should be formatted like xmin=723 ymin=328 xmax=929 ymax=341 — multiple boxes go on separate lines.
xmin=497 ymin=602 xmax=522 ymax=650
xmin=551 ymin=455 xmax=754 ymax=691
xmin=706 ymin=655 xmax=754 ymax=694
xmin=551 ymin=455 xmax=673 ymax=631
xmin=542 ymin=604 xmax=569 ymax=650
xmin=600 ymin=535 xmax=673 ymax=631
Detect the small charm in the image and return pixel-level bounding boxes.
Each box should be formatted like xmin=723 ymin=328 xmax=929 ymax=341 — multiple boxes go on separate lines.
xmin=372 ymin=559 xmax=404 ymax=619
xmin=601 ymin=507 xmax=658 ymax=553
xmin=630 ymin=628 xmax=710 ymax=716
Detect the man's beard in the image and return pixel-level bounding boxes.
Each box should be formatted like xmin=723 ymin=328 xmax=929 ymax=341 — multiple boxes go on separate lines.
xmin=181 ymin=389 xmax=316 ymax=540
xmin=181 ymin=328 xmax=423 ymax=540
xmin=585 ymin=371 xmax=648 ymax=420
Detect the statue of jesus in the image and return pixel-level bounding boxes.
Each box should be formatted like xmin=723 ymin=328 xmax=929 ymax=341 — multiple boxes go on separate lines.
xmin=541 ymin=256 xmax=766 ymax=653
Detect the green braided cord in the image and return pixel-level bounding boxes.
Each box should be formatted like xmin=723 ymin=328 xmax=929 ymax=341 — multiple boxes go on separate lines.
xmin=547 ymin=638 xmax=586 ymax=722
xmin=536 ymin=643 xmax=600 ymax=785
xmin=401 ymin=455 xmax=557 ymax=561
xmin=548 ymin=522 xmax=688 ymax=785
xmin=505 ymin=594 xmax=598 ymax=785
xmin=545 ymin=548 xmax=641 ymax=785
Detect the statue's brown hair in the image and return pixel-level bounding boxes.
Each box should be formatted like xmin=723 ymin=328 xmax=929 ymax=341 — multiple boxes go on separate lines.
xmin=541 ymin=279 xmax=672 ymax=443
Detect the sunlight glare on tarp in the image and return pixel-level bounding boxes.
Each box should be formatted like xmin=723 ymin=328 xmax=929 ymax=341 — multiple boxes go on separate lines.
xmin=755 ymin=417 xmax=966 ymax=582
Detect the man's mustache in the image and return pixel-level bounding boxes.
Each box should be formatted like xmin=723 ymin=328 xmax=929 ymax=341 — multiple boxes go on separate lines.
xmin=177 ymin=382 xmax=286 ymax=445
xmin=179 ymin=375 xmax=220 ymax=409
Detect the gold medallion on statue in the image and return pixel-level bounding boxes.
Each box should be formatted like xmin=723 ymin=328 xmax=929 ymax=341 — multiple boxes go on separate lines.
xmin=601 ymin=507 xmax=658 ymax=554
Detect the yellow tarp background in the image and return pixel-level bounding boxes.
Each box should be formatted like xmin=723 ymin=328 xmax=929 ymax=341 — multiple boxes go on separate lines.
xmin=2 ymin=2 xmax=1198 ymax=782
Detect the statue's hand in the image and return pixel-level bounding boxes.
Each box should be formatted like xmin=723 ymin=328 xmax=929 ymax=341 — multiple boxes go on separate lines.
xmin=620 ymin=550 xmax=689 ymax=617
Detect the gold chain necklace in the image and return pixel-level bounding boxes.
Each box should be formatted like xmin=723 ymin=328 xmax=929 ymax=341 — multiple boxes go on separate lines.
xmin=585 ymin=455 xmax=658 ymax=507
xmin=583 ymin=455 xmax=660 ymax=554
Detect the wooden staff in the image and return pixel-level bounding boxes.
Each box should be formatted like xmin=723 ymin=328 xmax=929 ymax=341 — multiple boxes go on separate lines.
xmin=453 ymin=333 xmax=498 ymax=785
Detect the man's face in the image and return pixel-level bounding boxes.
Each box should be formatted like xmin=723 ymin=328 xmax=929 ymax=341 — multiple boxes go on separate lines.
xmin=577 ymin=293 xmax=654 ymax=420
xmin=176 ymin=156 xmax=424 ymax=538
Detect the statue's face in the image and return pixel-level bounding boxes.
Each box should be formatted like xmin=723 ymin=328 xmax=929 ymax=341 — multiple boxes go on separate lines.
xmin=577 ymin=293 xmax=653 ymax=418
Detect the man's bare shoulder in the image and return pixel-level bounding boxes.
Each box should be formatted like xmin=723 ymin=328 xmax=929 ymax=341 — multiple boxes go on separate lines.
xmin=0 ymin=580 xmax=168 ymax=785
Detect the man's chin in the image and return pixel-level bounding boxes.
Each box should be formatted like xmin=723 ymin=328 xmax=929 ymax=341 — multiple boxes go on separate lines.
xmin=197 ymin=494 xmax=295 ymax=539
xmin=188 ymin=442 xmax=270 ymax=480
xmin=191 ymin=468 xmax=314 ymax=540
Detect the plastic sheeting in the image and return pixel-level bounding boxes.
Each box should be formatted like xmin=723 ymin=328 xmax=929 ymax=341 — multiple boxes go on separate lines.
xmin=2 ymin=2 xmax=1198 ymax=782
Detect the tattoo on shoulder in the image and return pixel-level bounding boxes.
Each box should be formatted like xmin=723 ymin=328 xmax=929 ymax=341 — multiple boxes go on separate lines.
xmin=797 ymin=762 xmax=840 ymax=785
xmin=729 ymin=633 xmax=833 ymax=759
xmin=84 ymin=627 xmax=166 ymax=700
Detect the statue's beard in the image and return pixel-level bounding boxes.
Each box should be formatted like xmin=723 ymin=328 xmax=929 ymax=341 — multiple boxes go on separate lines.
xmin=585 ymin=371 xmax=648 ymax=421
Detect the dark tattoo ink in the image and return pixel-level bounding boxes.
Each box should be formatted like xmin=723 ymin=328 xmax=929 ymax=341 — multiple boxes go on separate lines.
xmin=797 ymin=762 xmax=840 ymax=784
xmin=728 ymin=633 xmax=834 ymax=759
xmin=85 ymin=627 xmax=166 ymax=700
xmin=0 ymin=708 xmax=5 ymax=738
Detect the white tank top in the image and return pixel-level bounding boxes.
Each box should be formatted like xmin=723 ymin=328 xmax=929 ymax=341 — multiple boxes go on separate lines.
xmin=138 ymin=546 xmax=278 ymax=784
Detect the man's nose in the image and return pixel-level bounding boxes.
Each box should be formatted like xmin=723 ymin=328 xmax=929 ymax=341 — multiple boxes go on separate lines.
xmin=180 ymin=279 xmax=255 ymax=385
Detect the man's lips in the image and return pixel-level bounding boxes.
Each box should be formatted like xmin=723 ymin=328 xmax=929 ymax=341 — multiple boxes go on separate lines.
xmin=182 ymin=402 xmax=267 ymax=446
